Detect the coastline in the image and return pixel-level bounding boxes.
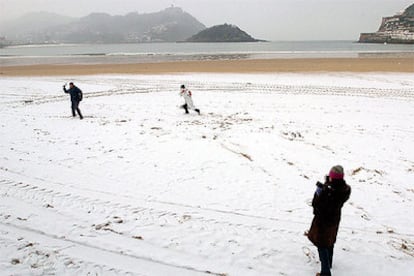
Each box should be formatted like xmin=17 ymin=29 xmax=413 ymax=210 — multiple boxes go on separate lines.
xmin=1 ymin=57 xmax=413 ymax=76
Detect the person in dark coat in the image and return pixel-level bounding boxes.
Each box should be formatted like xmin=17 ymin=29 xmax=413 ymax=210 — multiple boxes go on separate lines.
xmin=63 ymin=82 xmax=83 ymax=119
xmin=307 ymin=165 xmax=351 ymax=276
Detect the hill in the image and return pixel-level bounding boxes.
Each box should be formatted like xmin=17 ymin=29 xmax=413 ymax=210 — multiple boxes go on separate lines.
xmin=185 ymin=24 xmax=260 ymax=42
xmin=0 ymin=7 xmax=206 ymax=44
xmin=0 ymin=12 xmax=75 ymax=43
xmin=359 ymin=3 xmax=414 ymax=44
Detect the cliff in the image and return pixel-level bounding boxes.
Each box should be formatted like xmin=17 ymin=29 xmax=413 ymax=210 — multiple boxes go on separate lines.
xmin=359 ymin=4 xmax=414 ymax=44
xmin=185 ymin=24 xmax=260 ymax=42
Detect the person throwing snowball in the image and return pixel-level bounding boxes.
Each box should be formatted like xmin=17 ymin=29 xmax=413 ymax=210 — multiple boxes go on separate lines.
xmin=179 ymin=84 xmax=200 ymax=115
xmin=63 ymin=82 xmax=83 ymax=120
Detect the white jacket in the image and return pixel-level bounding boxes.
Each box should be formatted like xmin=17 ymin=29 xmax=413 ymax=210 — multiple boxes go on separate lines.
xmin=179 ymin=88 xmax=195 ymax=109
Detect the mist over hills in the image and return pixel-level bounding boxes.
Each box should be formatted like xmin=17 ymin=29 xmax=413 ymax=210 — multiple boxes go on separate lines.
xmin=0 ymin=7 xmax=206 ymax=44
xmin=0 ymin=12 xmax=75 ymax=45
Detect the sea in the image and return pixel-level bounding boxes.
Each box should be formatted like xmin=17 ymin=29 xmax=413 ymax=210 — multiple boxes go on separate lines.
xmin=0 ymin=41 xmax=413 ymax=66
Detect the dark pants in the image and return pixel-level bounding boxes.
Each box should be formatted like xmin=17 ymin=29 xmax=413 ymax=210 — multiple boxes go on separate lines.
xmin=181 ymin=103 xmax=200 ymax=115
xmin=318 ymin=246 xmax=334 ymax=276
xmin=181 ymin=103 xmax=189 ymax=113
xmin=71 ymin=101 xmax=83 ymax=119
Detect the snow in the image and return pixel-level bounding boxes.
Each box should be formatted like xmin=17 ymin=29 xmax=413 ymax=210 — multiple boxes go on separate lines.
xmin=0 ymin=73 xmax=413 ymax=276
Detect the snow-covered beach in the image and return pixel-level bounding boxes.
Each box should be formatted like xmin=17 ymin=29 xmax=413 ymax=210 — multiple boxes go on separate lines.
xmin=1 ymin=73 xmax=414 ymax=275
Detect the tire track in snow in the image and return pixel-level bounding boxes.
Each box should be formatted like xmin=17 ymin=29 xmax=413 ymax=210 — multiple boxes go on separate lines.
xmin=0 ymin=222 xmax=215 ymax=276
xmin=2 ymin=79 xmax=413 ymax=108
xmin=0 ymin=229 xmax=141 ymax=276
xmin=0 ymin=177 xmax=306 ymax=275
xmin=0 ymin=177 xmax=305 ymax=230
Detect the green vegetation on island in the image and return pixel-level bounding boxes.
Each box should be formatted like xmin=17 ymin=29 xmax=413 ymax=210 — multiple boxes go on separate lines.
xmin=185 ymin=24 xmax=262 ymax=42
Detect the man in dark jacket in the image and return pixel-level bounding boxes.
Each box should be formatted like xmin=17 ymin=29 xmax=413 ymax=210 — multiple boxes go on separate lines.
xmin=308 ymin=165 xmax=351 ymax=276
xmin=63 ymin=82 xmax=83 ymax=119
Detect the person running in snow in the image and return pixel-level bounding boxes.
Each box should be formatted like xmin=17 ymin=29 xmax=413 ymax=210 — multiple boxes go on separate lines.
xmin=179 ymin=84 xmax=200 ymax=115
xmin=307 ymin=165 xmax=351 ymax=276
xmin=63 ymin=82 xmax=83 ymax=120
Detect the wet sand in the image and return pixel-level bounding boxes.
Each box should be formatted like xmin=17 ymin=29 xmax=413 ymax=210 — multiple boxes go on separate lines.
xmin=1 ymin=57 xmax=413 ymax=76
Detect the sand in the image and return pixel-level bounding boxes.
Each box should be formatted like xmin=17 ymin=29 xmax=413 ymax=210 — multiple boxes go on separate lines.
xmin=1 ymin=57 xmax=413 ymax=76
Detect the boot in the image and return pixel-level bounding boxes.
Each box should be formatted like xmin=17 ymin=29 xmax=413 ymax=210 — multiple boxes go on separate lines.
xmin=195 ymin=109 xmax=200 ymax=115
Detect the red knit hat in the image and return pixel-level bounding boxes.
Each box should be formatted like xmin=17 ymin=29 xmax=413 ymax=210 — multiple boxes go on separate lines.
xmin=329 ymin=165 xmax=344 ymax=179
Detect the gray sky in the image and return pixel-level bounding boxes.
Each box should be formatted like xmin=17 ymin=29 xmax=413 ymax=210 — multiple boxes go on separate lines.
xmin=0 ymin=0 xmax=413 ymax=40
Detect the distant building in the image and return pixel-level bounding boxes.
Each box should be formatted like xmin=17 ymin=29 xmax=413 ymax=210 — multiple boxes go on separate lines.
xmin=0 ymin=36 xmax=10 ymax=47
xmin=359 ymin=4 xmax=414 ymax=44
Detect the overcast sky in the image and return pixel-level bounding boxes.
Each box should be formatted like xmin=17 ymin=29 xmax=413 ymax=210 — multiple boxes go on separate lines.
xmin=0 ymin=0 xmax=412 ymax=40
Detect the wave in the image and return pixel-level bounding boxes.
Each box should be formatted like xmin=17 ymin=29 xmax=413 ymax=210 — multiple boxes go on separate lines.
xmin=6 ymin=43 xmax=78 ymax=49
xmin=71 ymin=53 xmax=107 ymax=56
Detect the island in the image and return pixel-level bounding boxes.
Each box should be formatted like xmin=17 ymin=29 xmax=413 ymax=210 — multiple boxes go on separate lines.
xmin=185 ymin=23 xmax=262 ymax=42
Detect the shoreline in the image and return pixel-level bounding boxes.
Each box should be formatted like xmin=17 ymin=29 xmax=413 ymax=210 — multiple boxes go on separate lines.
xmin=1 ymin=57 xmax=413 ymax=76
